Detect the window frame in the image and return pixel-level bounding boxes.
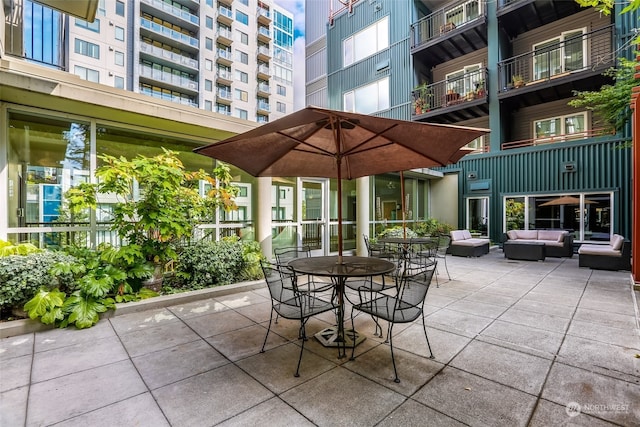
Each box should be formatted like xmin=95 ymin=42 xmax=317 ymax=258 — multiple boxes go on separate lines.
xmin=342 ymin=16 xmax=389 ymax=67
xmin=533 ymin=112 xmax=588 ymax=143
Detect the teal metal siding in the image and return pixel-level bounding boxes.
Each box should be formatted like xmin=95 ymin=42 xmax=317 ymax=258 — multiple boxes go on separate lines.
xmin=442 ymin=137 xmax=632 ymax=242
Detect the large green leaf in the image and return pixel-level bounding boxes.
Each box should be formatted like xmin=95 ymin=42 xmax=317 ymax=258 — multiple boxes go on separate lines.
xmin=24 ymin=289 xmax=65 ymax=319
xmin=64 ymin=295 xmax=103 ymax=329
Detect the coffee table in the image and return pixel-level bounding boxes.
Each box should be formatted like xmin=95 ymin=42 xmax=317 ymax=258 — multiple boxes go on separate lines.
xmin=503 ymin=241 xmax=546 ymax=261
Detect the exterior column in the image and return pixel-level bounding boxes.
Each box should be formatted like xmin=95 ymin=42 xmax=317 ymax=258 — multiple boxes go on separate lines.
xmin=486 ymin=0 xmax=502 ymax=152
xmin=356 ymin=176 xmax=370 ymax=256
xmin=256 ymin=177 xmax=272 ymax=259
xmin=631 ymin=48 xmax=640 ymax=288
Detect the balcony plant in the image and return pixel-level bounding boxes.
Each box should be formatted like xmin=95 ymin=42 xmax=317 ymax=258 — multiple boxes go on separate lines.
xmin=512 ymin=74 xmax=525 ymax=88
xmin=66 ymin=149 xmax=239 ymax=289
xmin=413 ymin=82 xmax=431 ymax=114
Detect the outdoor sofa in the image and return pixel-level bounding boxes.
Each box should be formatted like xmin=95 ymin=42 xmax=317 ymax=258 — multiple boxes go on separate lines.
xmin=578 ymin=234 xmax=631 ymax=271
xmin=449 ymin=230 xmax=490 ymax=257
xmin=502 ymin=229 xmax=574 ymax=258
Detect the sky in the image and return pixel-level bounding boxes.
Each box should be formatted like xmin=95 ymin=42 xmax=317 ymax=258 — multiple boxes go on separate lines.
xmin=275 ymin=0 xmax=306 ymax=111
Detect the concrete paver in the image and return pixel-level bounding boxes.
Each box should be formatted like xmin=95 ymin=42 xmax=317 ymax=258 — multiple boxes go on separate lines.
xmin=1 ymin=249 xmax=639 ymax=426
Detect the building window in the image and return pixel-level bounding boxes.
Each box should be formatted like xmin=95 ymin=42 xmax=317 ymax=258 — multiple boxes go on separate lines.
xmin=206 ymin=16 xmax=213 ymax=29
xmin=235 ymin=89 xmax=248 ymax=101
xmin=206 ymin=0 xmax=213 ymax=6
xmin=114 ymin=51 xmax=124 ymax=66
xmin=343 ymin=77 xmax=389 ymax=114
xmin=205 ymin=59 xmax=213 ymax=71
xmin=205 ymin=79 xmax=213 ymax=91
xmin=238 ymin=0 xmax=248 ymax=5
xmin=236 ymin=50 xmax=248 ymax=64
xmin=445 ymin=63 xmax=482 ymax=97
xmin=205 ymin=100 xmax=213 ymax=111
xmin=533 ymin=29 xmax=586 ymax=80
xmin=343 ymin=16 xmax=388 ymax=67
xmin=277 ymin=84 xmax=286 ymax=96
xmin=236 ymin=10 xmax=248 ymax=25
xmin=205 ymin=37 xmax=213 ymax=50
xmin=445 ymin=0 xmax=480 ymax=27
xmin=115 ymin=1 xmax=125 ymax=16
xmin=74 ymin=65 xmax=99 ymax=82
xmin=534 ymin=112 xmax=587 ymax=142
xmin=235 ymin=108 xmax=248 ymax=119
xmin=75 ymin=18 xmax=100 ymax=32
xmin=273 ymin=64 xmax=292 ymax=85
xmin=74 ymin=39 xmax=100 ymax=58
xmin=114 ymin=76 xmax=124 ymax=89
xmin=115 ymin=26 xmax=124 ymax=41
xmin=97 ymin=0 xmax=106 ymax=16
xmin=237 ymin=31 xmax=249 ymax=45
xmin=277 ymin=102 xmax=286 ymax=113
xmin=235 ymin=70 xmax=248 ymax=83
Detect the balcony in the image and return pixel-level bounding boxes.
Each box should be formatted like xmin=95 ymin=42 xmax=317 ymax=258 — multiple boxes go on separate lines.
xmin=216 ymin=104 xmax=232 ymax=115
xmin=139 ymin=41 xmax=198 ymax=71
xmin=216 ymin=87 xmax=232 ymax=104
xmin=501 ymin=128 xmax=612 ymax=150
xmin=497 ymin=0 xmax=584 ymax=39
xmin=216 ymin=48 xmax=233 ymax=66
xmin=216 ymin=66 xmax=233 ymax=85
xmin=257 ymin=44 xmax=271 ymax=62
xmin=257 ymin=115 xmax=269 ymax=124
xmin=257 ymin=63 xmax=270 ymax=80
xmin=257 ymin=25 xmax=271 ymax=43
xmin=257 ymin=81 xmax=270 ymax=97
xmin=257 ymin=6 xmax=271 ymax=25
xmin=216 ymin=26 xmax=233 ymax=46
xmin=217 ymin=0 xmax=232 ymax=6
xmin=412 ymin=68 xmax=488 ymax=124
xmin=139 ymin=64 xmax=198 ymax=93
xmin=257 ymin=100 xmax=270 ymax=114
xmin=411 ymin=0 xmax=487 ymax=67
xmin=217 ymin=6 xmax=233 ymax=25
xmin=140 ymin=0 xmax=199 ymax=31
xmin=140 ymin=17 xmax=199 ymax=51
xmin=139 ymin=86 xmax=197 ymax=107
xmin=497 ymin=25 xmax=614 ymax=107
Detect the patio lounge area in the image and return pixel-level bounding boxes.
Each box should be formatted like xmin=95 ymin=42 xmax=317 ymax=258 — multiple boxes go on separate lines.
xmin=1 ymin=249 xmax=638 ymax=426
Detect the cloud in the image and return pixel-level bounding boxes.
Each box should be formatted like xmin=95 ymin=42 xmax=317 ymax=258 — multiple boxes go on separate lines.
xmin=275 ymin=0 xmax=306 ymax=111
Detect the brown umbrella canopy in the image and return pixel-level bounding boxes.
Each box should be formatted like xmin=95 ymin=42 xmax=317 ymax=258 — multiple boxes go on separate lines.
xmin=195 ymin=106 xmax=490 ymax=257
xmin=540 ymin=195 xmax=597 ymax=207
xmin=195 ymin=106 xmax=489 ymax=180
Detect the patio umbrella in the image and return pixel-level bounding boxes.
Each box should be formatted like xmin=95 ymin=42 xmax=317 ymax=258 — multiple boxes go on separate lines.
xmin=194 ymin=106 xmax=489 ymax=259
xmin=540 ymin=195 xmax=597 ymax=206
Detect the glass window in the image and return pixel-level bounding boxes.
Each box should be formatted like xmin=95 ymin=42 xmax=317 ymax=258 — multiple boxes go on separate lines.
xmin=235 ymin=108 xmax=248 ymax=119
xmin=74 ymin=65 xmax=99 ymax=82
xmin=238 ymin=0 xmax=248 ymax=5
xmin=206 ymin=0 xmax=213 ymax=6
xmin=115 ymin=1 xmax=124 ymax=16
xmin=534 ymin=112 xmax=587 ymax=142
xmin=343 ymin=17 xmax=388 ymax=67
xmin=236 ymin=10 xmax=249 ymax=25
xmin=205 ymin=79 xmax=213 ymax=91
xmin=277 ymin=84 xmax=286 ymax=96
xmin=205 ymin=37 xmax=213 ymax=50
xmin=205 ymin=59 xmax=213 ymax=71
xmin=204 ymin=100 xmax=212 ymax=111
xmin=237 ymin=30 xmax=249 ymax=44
xmin=533 ymin=28 xmax=585 ymax=80
xmin=75 ymin=18 xmax=100 ymax=32
xmin=235 ymin=70 xmax=248 ymax=83
xmin=115 ymin=26 xmax=124 ymax=41
xmin=343 ymin=77 xmax=389 ymax=114
xmin=445 ymin=0 xmax=479 ymax=27
xmin=206 ymin=16 xmax=213 ymax=29
xmin=235 ymin=89 xmax=248 ymax=101
xmin=74 ymin=39 xmax=100 ymax=58
xmin=114 ymin=51 xmax=124 ymax=66
xmin=114 ymin=76 xmax=124 ymax=89
xmin=277 ymin=102 xmax=286 ymax=113
xmin=445 ymin=64 xmax=482 ymax=96
xmin=236 ymin=50 xmax=248 ymax=64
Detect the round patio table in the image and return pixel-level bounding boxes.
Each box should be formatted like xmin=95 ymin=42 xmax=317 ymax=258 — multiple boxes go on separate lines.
xmin=288 ymin=256 xmax=395 ymax=358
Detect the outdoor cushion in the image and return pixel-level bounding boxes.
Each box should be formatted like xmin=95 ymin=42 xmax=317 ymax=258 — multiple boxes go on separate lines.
xmin=507 ymin=230 xmax=518 ymax=240
xmin=537 ymin=230 xmax=565 ymax=242
xmin=611 ymin=234 xmax=624 ymax=251
xmin=451 ymin=230 xmax=466 ymax=241
xmin=453 ymin=239 xmax=486 ymax=246
xmin=578 ymin=244 xmax=621 ymax=257
xmin=515 ymin=230 xmax=538 ymax=240
xmin=462 ymin=230 xmax=473 ymax=239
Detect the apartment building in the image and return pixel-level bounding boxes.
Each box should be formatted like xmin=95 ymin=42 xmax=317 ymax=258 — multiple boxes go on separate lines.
xmin=319 ymin=0 xmax=636 ymax=245
xmin=5 ymin=0 xmax=294 ymax=122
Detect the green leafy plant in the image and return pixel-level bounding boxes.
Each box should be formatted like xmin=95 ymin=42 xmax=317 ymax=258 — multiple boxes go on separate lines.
xmin=0 ymin=239 xmax=41 ymax=257
xmin=414 ymin=218 xmax=454 ymax=236
xmin=378 ymin=226 xmax=419 ymax=240
xmin=413 ymin=82 xmax=432 ymax=113
xmin=66 ymin=149 xmax=239 ymax=282
xmin=505 ymin=199 xmax=525 ymax=231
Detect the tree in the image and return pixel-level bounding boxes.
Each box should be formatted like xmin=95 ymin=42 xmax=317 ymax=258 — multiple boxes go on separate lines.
xmin=575 ymin=0 xmax=639 ymax=15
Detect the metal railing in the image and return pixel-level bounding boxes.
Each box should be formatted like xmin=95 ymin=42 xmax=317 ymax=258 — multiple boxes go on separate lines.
xmin=257 ymin=82 xmax=271 ymax=94
xmin=139 ymin=41 xmax=198 ymax=69
xmin=411 ymin=0 xmax=486 ymax=48
xmin=218 ymin=6 xmax=233 ymax=19
xmin=501 ymin=128 xmax=612 ymax=150
xmin=257 ymin=100 xmax=271 ymax=112
xmin=411 ymin=68 xmax=487 ymax=115
xmin=217 ymin=48 xmax=232 ymax=61
xmin=139 ymin=64 xmax=198 ymax=91
xmin=140 ymin=0 xmax=199 ymax=25
xmin=140 ymin=17 xmax=198 ymax=48
xmin=216 ymin=87 xmax=232 ymax=100
xmin=498 ymin=25 xmax=614 ymax=92
xmin=139 ymin=85 xmax=197 ymax=107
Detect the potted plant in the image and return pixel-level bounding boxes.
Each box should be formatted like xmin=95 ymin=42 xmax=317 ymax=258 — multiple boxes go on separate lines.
xmin=512 ymin=74 xmax=525 ymax=88
xmin=66 ymin=149 xmax=239 ymax=290
xmin=413 ymin=82 xmax=431 ymax=114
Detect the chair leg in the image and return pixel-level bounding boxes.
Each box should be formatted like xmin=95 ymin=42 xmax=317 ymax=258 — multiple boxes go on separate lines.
xmin=350 ymin=307 xmax=357 ymax=360
xmin=388 ymin=324 xmax=400 ymax=383
xmin=421 ymin=313 xmax=434 ymax=359
xmin=295 ymin=319 xmax=309 ymax=377
xmin=261 ymin=309 xmax=274 ymax=353
xmin=443 ymin=255 xmax=450 ymax=280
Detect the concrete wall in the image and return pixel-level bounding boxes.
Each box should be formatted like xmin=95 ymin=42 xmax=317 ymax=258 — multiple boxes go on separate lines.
xmin=430 ymin=173 xmax=459 ymax=227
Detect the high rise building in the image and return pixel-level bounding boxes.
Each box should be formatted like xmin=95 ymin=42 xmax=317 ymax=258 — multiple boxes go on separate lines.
xmin=4 ymin=0 xmax=294 ymax=123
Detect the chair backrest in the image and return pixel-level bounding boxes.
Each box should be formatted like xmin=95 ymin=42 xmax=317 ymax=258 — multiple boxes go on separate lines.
xmin=274 ymin=246 xmax=311 ymax=266
xmin=436 ymin=233 xmax=451 ymax=255
xmin=395 ymin=265 xmax=436 ymax=317
xmin=261 ymin=261 xmax=297 ymax=304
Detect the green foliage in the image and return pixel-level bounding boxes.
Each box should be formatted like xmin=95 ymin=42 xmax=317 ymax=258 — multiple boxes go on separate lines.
xmin=505 ymin=199 xmax=525 ymax=231
xmin=575 ymin=0 xmax=640 ymax=15
xmin=377 ymin=226 xmax=418 ymax=239
xmin=414 ymin=218 xmax=454 ymax=236
xmin=568 ymin=57 xmax=637 ymax=133
xmin=0 ymin=240 xmax=41 ymax=257
xmin=65 ymin=149 xmax=239 ymax=266
xmin=0 ymin=251 xmax=77 ymax=312
xmin=166 ymin=237 xmax=265 ymax=291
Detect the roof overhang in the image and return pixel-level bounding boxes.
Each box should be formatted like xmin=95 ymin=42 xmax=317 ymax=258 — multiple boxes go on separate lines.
xmin=34 ymin=0 xmax=98 ymax=22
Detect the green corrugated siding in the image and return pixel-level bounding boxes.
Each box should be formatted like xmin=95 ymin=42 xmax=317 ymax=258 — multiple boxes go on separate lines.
xmin=441 ymin=137 xmax=632 ymax=242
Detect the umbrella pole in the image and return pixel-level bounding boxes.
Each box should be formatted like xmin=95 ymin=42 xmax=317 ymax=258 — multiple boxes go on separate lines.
xmin=401 ymin=171 xmax=406 ymax=240
xmin=337 ymin=157 xmax=343 ymax=262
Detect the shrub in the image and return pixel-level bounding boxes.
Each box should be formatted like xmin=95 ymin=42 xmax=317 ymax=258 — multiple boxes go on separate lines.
xmin=0 ymin=251 xmax=77 ymax=313
xmin=378 ymin=226 xmax=418 ymax=240
xmin=0 ymin=239 xmax=41 ymax=257
xmin=414 ymin=218 xmax=454 ymax=236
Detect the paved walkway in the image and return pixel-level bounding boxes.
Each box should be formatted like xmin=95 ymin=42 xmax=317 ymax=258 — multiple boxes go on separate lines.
xmin=1 ymin=250 xmax=639 ymax=426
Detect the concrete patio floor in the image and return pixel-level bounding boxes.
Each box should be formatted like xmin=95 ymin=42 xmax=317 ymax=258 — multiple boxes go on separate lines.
xmin=1 ymin=249 xmax=639 ymax=426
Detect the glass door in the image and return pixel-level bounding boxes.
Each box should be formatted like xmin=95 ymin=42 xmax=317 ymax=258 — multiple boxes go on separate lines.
xmin=301 ymin=179 xmax=327 ymax=256
xmin=467 ymin=197 xmax=489 ymax=238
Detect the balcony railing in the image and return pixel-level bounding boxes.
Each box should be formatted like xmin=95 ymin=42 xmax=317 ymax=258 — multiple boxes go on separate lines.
xmin=257 ymin=6 xmax=271 ymax=20
xmin=258 ymin=26 xmax=271 ymax=39
xmin=257 ymin=63 xmax=270 ymax=75
xmin=411 ymin=68 xmax=487 ymax=115
xmin=217 ymin=87 xmax=232 ymax=100
xmin=140 ymin=17 xmax=198 ymax=48
xmin=498 ymin=25 xmax=614 ymax=92
xmin=140 ymin=41 xmax=198 ymax=69
xmin=140 ymin=0 xmax=199 ymax=25
xmin=257 ymin=82 xmax=271 ymax=94
xmin=257 ymin=100 xmax=270 ymax=112
xmin=139 ymin=85 xmax=197 ymax=107
xmin=218 ymin=6 xmax=233 ymax=19
xmin=139 ymin=64 xmax=198 ymax=91
xmin=257 ymin=45 xmax=271 ymax=57
xmin=216 ymin=105 xmax=232 ymax=115
xmin=217 ymin=26 xmax=232 ymax=40
xmin=217 ymin=48 xmax=232 ymax=61
xmin=216 ymin=67 xmax=232 ymax=80
xmin=501 ymin=128 xmax=612 ymax=150
xmin=411 ymin=0 xmax=486 ymax=48
xmin=257 ymin=115 xmax=269 ymax=124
